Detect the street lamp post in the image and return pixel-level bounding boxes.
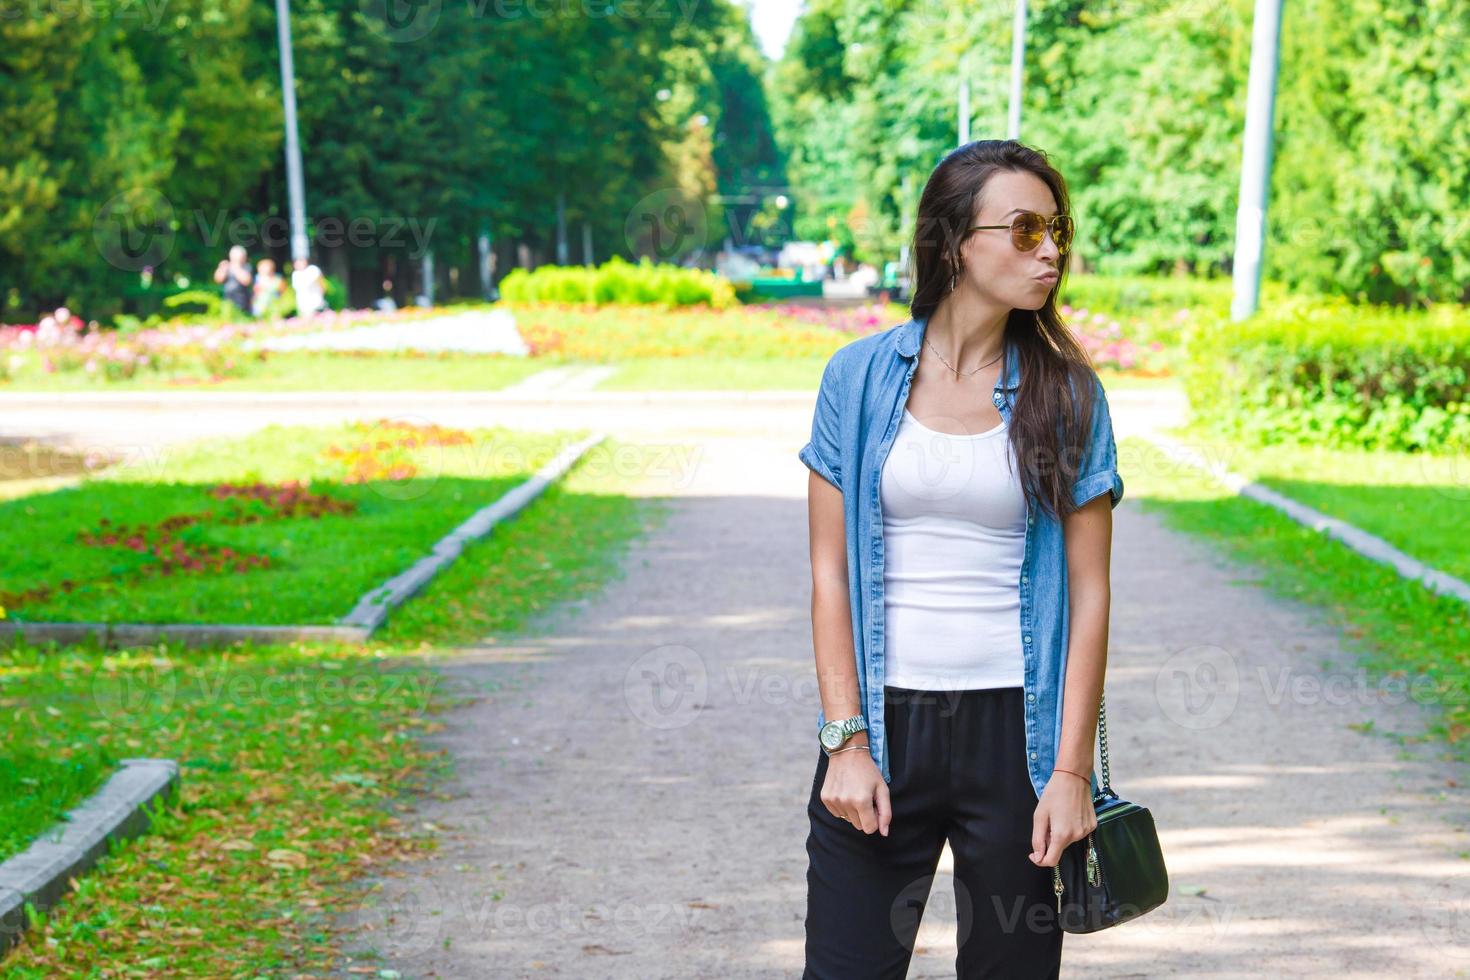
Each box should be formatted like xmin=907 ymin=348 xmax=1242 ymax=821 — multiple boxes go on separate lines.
xmin=1231 ymin=0 xmax=1283 ymax=321
xmin=1007 ymin=0 xmax=1028 ymax=140
xmin=275 ymin=0 xmax=309 ymax=264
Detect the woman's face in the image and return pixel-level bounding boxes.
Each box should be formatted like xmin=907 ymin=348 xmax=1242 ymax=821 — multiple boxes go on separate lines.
xmin=957 ymin=169 xmax=1063 ymax=311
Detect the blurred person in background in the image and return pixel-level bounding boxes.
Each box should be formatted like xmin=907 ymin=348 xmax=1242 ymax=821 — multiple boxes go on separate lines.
xmin=291 ymin=256 xmax=327 ymax=317
xmin=252 ymin=258 xmax=283 ymax=318
xmin=214 ymin=245 xmax=253 ymax=317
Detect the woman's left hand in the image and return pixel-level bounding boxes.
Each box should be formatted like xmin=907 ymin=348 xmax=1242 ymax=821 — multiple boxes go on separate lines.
xmin=1029 ymin=769 xmax=1097 ymax=867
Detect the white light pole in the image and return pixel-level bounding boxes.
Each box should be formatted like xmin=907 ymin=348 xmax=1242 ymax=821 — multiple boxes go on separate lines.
xmin=275 ymin=0 xmax=309 ymax=263
xmin=958 ymin=50 xmax=971 ymax=146
xmin=1007 ymin=0 xmax=1028 ymax=139
xmin=1231 ymin=0 xmax=1283 ymax=321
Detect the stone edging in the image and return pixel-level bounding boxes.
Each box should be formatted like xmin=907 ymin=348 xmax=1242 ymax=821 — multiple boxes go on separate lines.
xmin=0 ymin=622 xmax=369 ymax=649
xmin=0 ymin=431 xmax=608 ymax=650
xmin=1140 ymin=431 xmax=1470 ymax=605
xmin=0 ymin=759 xmax=180 ymax=956
xmin=341 ymin=430 xmax=607 ymax=631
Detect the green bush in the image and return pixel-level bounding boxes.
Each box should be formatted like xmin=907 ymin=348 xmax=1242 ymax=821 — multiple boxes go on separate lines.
xmin=160 ymin=289 xmax=234 ymax=323
xmin=1062 ymin=273 xmax=1234 ymax=320
xmin=498 ymin=255 xmax=737 ymax=308
xmin=322 ymin=273 xmax=346 ymax=311
xmin=1182 ymin=297 xmax=1470 ymax=453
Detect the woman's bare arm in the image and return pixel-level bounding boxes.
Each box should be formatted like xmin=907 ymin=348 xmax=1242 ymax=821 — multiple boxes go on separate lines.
xmin=808 ymin=469 xmax=890 ymax=835
xmin=1058 ymin=492 xmax=1112 ymax=782
xmin=1030 ymin=491 xmax=1111 ymax=866
xmin=1058 ymin=499 xmax=1111 ymax=781
xmin=808 ymin=470 xmax=863 ymax=732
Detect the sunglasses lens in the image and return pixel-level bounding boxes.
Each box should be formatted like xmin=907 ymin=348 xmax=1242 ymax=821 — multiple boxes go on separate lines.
xmin=1055 ymin=216 xmax=1074 ymax=254
xmin=1012 ymin=212 xmax=1045 ymax=250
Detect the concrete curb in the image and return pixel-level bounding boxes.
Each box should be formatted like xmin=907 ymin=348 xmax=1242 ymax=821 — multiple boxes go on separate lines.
xmin=1141 ymin=431 xmax=1470 ymax=605
xmin=342 ymin=430 xmax=607 ymax=630
xmin=0 ymin=622 xmax=370 ymax=649
xmin=0 ymin=431 xmax=608 ymax=650
xmin=0 ymin=759 xmax=180 ymax=956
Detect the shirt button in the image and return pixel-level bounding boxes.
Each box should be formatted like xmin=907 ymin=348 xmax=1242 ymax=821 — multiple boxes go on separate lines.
xmin=1029 ymin=751 xmax=1038 ymax=760
xmin=1021 ymin=574 xmax=1028 ymax=584
xmin=1024 ymin=634 xmax=1032 ymax=644
xmin=1027 ymin=692 xmax=1035 ymax=702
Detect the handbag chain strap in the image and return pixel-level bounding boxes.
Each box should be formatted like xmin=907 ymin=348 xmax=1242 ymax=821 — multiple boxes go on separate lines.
xmin=1096 ymin=690 xmax=1115 ymax=797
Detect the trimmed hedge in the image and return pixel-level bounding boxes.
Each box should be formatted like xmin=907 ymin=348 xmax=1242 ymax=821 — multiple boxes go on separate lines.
xmin=1182 ymin=297 xmax=1470 ymax=453
xmin=498 ymin=255 xmax=737 ymax=308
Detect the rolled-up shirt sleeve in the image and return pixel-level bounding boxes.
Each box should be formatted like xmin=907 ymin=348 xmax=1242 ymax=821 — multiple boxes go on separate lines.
xmin=799 ymin=353 xmax=843 ymax=490
xmin=1071 ymin=374 xmax=1125 ymax=510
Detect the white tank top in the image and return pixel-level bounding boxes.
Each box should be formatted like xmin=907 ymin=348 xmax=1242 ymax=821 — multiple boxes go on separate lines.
xmin=879 ymin=407 xmax=1027 ymax=690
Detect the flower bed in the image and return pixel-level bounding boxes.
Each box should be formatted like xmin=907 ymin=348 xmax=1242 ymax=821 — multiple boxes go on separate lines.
xmin=0 ymin=306 xmax=494 ymax=385
xmin=0 ymin=419 xmax=573 ymax=624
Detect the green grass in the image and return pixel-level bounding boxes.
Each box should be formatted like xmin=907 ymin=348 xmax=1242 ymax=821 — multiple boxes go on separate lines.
xmin=1124 ymin=433 xmax=1470 ymax=757
xmin=0 ymin=429 xmax=669 ymax=974
xmin=1161 ymin=420 xmax=1470 ymax=583
xmin=0 ymin=642 xmax=453 ymax=974
xmin=0 ymin=422 xmax=591 ymax=624
xmin=0 ymin=749 xmax=112 ymax=862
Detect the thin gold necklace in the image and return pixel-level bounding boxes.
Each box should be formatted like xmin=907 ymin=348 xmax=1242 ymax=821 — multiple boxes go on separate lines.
xmin=923 ymin=335 xmax=1004 ymax=379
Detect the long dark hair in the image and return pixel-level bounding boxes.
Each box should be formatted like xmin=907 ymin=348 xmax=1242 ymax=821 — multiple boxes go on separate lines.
xmin=908 ymin=138 xmax=1101 ymax=523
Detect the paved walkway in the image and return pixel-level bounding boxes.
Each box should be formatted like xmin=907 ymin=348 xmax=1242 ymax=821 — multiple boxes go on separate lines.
xmin=321 ymin=401 xmax=1470 ymax=978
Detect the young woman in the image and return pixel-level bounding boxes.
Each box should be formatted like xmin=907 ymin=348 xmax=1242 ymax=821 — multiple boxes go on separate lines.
xmin=799 ymin=139 xmax=1124 ymax=978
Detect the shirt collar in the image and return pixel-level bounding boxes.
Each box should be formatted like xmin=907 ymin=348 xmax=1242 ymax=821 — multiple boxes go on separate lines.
xmin=893 ymin=315 xmax=1022 ymax=392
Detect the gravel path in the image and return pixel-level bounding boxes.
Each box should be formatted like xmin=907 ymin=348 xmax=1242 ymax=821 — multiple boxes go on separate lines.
xmin=325 ymin=404 xmax=1470 ymax=978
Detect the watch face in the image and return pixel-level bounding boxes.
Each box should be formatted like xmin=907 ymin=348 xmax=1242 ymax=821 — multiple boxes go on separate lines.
xmin=819 ymin=723 xmax=844 ymax=750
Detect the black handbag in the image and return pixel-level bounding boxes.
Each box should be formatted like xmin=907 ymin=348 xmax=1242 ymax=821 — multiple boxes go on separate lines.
xmin=1050 ymin=691 xmax=1169 ymax=933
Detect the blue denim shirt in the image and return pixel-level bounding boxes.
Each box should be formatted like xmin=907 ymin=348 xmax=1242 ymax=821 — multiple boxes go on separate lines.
xmin=799 ymin=315 xmax=1123 ymax=801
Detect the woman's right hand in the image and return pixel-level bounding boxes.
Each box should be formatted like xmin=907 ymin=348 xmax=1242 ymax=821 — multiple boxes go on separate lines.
xmin=820 ymin=747 xmax=892 ymax=837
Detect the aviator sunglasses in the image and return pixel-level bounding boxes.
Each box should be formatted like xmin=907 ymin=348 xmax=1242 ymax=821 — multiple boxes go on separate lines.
xmin=967 ymin=210 xmax=1074 ymax=255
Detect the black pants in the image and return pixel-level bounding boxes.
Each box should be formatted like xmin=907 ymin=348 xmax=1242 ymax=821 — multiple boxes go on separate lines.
xmin=804 ymin=685 xmax=1063 ymax=979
